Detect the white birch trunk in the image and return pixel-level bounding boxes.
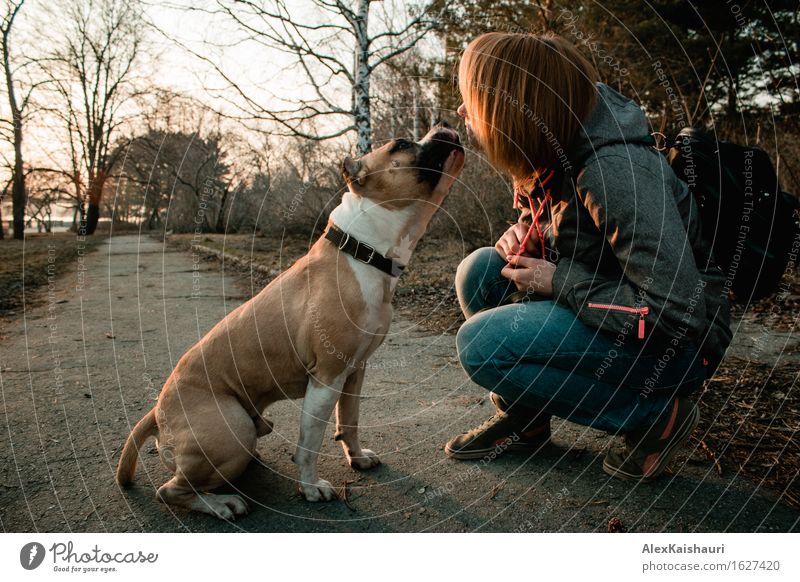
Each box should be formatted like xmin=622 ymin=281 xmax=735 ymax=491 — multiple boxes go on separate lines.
xmin=413 ymin=85 xmax=421 ymax=141
xmin=353 ymin=0 xmax=372 ymax=155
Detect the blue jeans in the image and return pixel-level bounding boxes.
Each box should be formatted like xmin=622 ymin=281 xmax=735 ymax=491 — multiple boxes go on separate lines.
xmin=454 ymin=248 xmax=707 ymax=434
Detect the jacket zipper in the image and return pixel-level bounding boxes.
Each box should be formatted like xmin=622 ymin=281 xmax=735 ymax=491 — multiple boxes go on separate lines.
xmin=587 ymin=303 xmax=650 ymax=339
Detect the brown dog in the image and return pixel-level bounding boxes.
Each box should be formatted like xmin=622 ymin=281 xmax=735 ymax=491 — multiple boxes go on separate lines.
xmin=116 ymin=124 xmax=465 ymax=519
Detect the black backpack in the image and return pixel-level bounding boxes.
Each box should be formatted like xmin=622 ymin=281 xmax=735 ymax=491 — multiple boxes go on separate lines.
xmin=666 ymin=127 xmax=800 ymax=301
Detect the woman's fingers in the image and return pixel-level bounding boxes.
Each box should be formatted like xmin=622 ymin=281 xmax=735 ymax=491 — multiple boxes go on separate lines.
xmin=500 ymin=265 xmax=522 ymax=282
xmin=505 ymin=254 xmax=538 ymax=268
xmin=500 ymin=257 xmax=557 ymax=297
xmin=511 ymin=222 xmax=539 ymax=255
xmin=495 ymin=223 xmax=528 ymax=258
xmin=522 ymin=231 xmax=540 ymax=255
xmin=494 ymin=237 xmax=509 ymax=258
xmin=495 ymin=233 xmax=517 ymax=257
xmin=495 ymin=221 xmax=544 ymax=260
xmin=494 ymin=241 xmax=508 ymax=257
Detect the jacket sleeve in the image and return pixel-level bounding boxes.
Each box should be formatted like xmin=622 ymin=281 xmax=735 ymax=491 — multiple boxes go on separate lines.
xmin=551 ymin=152 xmax=709 ymax=345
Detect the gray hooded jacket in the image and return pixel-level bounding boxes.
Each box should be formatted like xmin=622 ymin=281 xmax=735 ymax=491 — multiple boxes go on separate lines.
xmin=519 ymin=83 xmax=732 ymax=372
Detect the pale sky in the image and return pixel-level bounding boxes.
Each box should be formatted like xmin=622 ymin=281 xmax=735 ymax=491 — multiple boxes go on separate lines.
xmin=3 ymin=0 xmax=443 ymax=175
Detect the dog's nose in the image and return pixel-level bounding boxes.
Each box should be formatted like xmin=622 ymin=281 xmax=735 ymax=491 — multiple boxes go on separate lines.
xmin=419 ymin=121 xmax=462 ymax=150
xmin=429 ymin=119 xmax=457 ymax=137
xmin=434 ymin=126 xmax=460 ymax=144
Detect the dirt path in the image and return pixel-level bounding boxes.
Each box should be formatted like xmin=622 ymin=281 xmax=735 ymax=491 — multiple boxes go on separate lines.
xmin=1 ymin=234 xmax=797 ymax=532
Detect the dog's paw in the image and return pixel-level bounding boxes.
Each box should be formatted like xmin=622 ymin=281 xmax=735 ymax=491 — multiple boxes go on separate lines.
xmin=197 ymin=494 xmax=250 ymax=521
xmin=348 ymin=448 xmax=381 ymax=470
xmin=299 ymin=479 xmax=338 ymax=502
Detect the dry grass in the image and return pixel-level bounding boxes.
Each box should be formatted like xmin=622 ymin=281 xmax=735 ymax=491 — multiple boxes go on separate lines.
xmin=694 ymin=358 xmax=799 ymax=509
xmin=701 ymin=273 xmax=800 ymax=509
xmin=0 ymin=233 xmax=103 ymax=314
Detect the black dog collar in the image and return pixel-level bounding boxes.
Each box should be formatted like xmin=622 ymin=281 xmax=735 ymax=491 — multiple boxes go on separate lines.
xmin=325 ymin=224 xmax=406 ymax=278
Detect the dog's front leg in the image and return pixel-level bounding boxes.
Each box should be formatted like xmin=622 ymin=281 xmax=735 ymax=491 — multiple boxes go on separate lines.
xmin=335 ymin=367 xmax=381 ymax=470
xmin=294 ymin=376 xmax=344 ymax=502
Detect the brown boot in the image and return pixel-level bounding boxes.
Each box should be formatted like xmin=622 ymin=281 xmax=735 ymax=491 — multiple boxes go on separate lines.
xmin=603 ymin=397 xmax=700 ymax=482
xmin=444 ymin=393 xmax=551 ymax=460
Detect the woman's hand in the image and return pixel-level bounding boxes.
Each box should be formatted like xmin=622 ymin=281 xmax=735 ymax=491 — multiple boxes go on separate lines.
xmin=495 ymin=222 xmax=540 ymax=258
xmin=500 ymin=255 xmax=556 ymax=296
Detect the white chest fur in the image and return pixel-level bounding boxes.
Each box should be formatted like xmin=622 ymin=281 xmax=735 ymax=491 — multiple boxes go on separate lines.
xmin=329 ymin=192 xmax=418 ymax=294
xmin=327 ymin=191 xmax=427 ymax=364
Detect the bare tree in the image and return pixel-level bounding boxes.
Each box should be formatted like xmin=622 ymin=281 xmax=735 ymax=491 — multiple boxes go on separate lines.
xmin=167 ymin=0 xmax=439 ymax=155
xmin=371 ymin=46 xmax=442 ymax=141
xmin=43 ymin=0 xmax=144 ymax=235
xmin=25 ymin=169 xmax=68 ymax=233
xmin=1 ymin=0 xmax=31 ymax=239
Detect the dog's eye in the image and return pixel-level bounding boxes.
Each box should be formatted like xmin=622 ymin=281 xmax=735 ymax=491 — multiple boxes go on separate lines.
xmin=392 ymin=139 xmax=412 ymax=153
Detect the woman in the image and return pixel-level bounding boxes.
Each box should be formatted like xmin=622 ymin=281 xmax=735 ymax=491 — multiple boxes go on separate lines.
xmin=446 ymin=32 xmax=732 ymax=482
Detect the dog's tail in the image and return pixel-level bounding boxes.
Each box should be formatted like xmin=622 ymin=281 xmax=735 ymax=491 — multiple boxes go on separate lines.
xmin=116 ymin=407 xmax=158 ymax=486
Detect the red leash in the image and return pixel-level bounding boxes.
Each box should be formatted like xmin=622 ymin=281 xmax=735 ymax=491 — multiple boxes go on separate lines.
xmin=513 ymin=169 xmax=554 ymax=261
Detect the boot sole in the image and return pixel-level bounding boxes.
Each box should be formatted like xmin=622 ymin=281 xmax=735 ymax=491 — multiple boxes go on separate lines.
xmin=444 ymin=439 xmax=550 ymax=460
xmin=602 ymin=404 xmax=700 ymax=483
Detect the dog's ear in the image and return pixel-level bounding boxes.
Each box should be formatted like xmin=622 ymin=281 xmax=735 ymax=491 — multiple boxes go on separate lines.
xmin=341 ymin=156 xmax=367 ymax=186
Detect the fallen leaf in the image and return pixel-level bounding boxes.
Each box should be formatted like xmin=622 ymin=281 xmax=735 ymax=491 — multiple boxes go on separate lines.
xmin=607 ymin=517 xmax=626 ymax=533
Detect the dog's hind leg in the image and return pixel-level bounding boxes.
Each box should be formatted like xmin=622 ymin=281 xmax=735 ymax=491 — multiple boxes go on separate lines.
xmin=335 ymin=368 xmax=381 ymax=470
xmin=155 ymin=395 xmax=256 ymax=520
xmin=253 ymin=414 xmax=274 ymax=437
xmin=294 ymin=375 xmax=346 ymax=502
xmin=157 ymin=477 xmax=250 ymax=520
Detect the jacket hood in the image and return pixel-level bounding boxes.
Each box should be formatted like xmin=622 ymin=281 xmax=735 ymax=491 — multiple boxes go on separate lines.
xmin=566 ymin=82 xmax=654 ymax=167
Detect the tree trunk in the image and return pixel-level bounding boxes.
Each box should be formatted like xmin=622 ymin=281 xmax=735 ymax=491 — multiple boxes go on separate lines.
xmin=147 ymin=204 xmax=160 ymax=231
xmin=85 ymin=170 xmax=107 ymax=235
xmin=215 ymin=186 xmax=230 ymax=233
xmin=75 ymin=204 xmax=87 ymax=235
xmin=71 ymin=204 xmax=79 ymax=232
xmin=413 ymin=86 xmax=421 ymax=141
xmin=4 ymin=16 xmax=26 ymax=240
xmin=10 ymin=115 xmax=25 ymax=238
xmin=353 ymin=0 xmax=372 ymax=156
xmin=86 ymin=203 xmax=100 ymax=234
xmin=726 ymin=75 xmax=738 ymax=118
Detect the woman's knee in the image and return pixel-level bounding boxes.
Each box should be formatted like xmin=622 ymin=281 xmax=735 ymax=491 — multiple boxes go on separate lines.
xmin=455 ymin=318 xmax=478 ymax=376
xmin=455 ymin=247 xmax=507 ymax=316
xmin=456 ymin=313 xmax=500 ymax=386
xmin=455 ymin=247 xmax=498 ymax=293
